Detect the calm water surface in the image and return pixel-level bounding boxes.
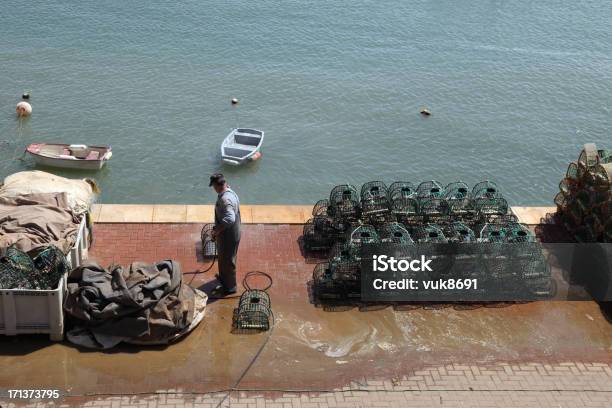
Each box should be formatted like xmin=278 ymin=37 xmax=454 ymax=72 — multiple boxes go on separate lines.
xmin=1 ymin=1 xmax=611 ymax=204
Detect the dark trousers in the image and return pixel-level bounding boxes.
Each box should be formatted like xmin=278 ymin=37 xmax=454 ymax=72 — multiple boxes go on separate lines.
xmin=217 ymin=229 xmax=240 ymax=290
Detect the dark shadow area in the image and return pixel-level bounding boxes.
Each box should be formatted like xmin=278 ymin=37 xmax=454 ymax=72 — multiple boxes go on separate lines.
xmin=297 ymin=235 xmax=329 ymax=264
xmin=0 ymin=334 xmax=53 ymax=355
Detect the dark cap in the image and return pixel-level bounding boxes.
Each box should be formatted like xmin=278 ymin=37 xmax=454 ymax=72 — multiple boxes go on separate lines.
xmin=209 ymin=173 xmax=226 ymax=187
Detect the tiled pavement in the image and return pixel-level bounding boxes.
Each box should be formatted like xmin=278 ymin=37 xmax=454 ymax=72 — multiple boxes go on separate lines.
xmin=5 ymin=362 xmax=612 ymax=407
xmin=2 ymin=222 xmax=611 ymax=408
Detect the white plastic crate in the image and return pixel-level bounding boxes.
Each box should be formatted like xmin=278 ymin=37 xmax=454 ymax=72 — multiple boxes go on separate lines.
xmin=0 ymin=216 xmax=88 ymax=341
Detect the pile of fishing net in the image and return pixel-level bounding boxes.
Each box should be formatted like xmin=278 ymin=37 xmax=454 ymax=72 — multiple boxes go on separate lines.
xmin=554 ymin=143 xmax=611 ymax=242
xmin=0 ymin=245 xmax=68 ymax=290
xmin=63 ymin=260 xmax=207 ymax=349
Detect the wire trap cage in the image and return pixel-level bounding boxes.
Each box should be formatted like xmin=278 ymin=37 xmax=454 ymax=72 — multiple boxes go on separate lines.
xmin=505 ymin=222 xmax=536 ymax=243
xmin=329 ymin=241 xmax=359 ymax=264
xmin=474 ymin=196 xmax=509 ymax=216
xmin=419 ymin=197 xmax=450 ymax=224
xmin=0 ymin=245 xmax=67 ymax=290
xmin=233 ymin=271 xmax=273 ymax=333
xmin=388 ymin=181 xmax=416 ymax=201
xmin=377 ymin=222 xmax=414 ymax=244
xmin=478 ymin=224 xmax=508 ymax=243
xmin=303 ymin=216 xmax=338 ymax=251
xmin=313 ymin=199 xmax=330 ymax=217
xmin=416 ymin=180 xmax=445 ymax=199
xmin=328 ymin=184 xmax=361 ymax=221
xmin=360 ymin=181 xmax=392 ymax=225
xmin=444 ymin=182 xmax=470 ymax=200
xmin=348 ymin=224 xmax=380 ymax=250
xmin=312 ymin=262 xmax=352 ymax=300
xmin=409 ymin=224 xmax=448 ymax=243
xmin=200 ymin=223 xmax=217 ymax=258
xmin=442 ymin=221 xmax=476 ymax=243
xmin=472 ymin=181 xmax=501 ymax=199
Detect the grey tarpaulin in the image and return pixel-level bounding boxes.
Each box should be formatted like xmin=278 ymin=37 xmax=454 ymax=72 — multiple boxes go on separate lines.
xmin=64 ymin=260 xmax=207 ymax=349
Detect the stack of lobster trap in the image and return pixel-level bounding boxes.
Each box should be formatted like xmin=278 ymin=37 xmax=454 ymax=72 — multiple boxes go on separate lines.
xmin=554 ymin=143 xmax=611 ymax=243
xmin=305 ymin=180 xmax=547 ymax=301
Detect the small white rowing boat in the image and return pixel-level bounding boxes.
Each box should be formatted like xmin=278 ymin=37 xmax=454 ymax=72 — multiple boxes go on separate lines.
xmin=220 ymin=128 xmax=264 ymax=166
xmin=25 ymin=143 xmax=113 ymax=170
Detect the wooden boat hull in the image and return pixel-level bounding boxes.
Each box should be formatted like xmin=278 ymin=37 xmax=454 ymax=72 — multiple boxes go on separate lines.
xmin=26 ymin=143 xmax=112 ymax=170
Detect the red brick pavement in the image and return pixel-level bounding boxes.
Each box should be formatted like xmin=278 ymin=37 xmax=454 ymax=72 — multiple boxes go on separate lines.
xmin=88 ymin=223 xmax=312 ymax=299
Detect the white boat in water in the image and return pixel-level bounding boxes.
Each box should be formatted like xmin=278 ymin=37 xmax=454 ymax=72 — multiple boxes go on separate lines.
xmin=25 ymin=143 xmax=113 ymax=170
xmin=220 ymin=128 xmax=264 ymax=166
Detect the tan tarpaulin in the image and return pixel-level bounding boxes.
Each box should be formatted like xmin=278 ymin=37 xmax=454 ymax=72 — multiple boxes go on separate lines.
xmin=0 ymin=193 xmax=80 ymax=253
xmin=0 ymin=170 xmax=97 ymax=214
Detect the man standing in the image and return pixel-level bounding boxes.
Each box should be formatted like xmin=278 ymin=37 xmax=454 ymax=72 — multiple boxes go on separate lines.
xmin=210 ymin=173 xmax=241 ymax=296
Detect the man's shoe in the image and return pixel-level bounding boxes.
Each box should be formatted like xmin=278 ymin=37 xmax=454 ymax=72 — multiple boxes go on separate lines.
xmin=211 ymin=284 xmax=237 ymax=298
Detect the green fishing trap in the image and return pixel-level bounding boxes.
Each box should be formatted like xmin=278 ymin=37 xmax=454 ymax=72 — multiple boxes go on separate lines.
xmin=472 ymin=181 xmax=501 ymax=199
xmin=303 ymin=217 xmax=337 ymax=251
xmin=409 ymin=224 xmax=448 ymax=243
xmin=377 ymin=222 xmax=413 ymax=244
xmin=416 ymin=180 xmax=444 ymax=199
xmin=387 ymin=181 xmax=416 ymax=201
xmin=442 ymin=222 xmax=476 ymax=243
xmin=444 ymin=181 xmax=470 ymax=200
xmin=328 ymin=184 xmax=360 ymax=221
xmin=233 ymin=271 xmax=273 ymax=332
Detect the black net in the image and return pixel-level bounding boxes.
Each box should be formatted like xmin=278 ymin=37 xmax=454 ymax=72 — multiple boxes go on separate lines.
xmin=443 ymin=222 xmax=476 ymax=243
xmin=360 ymin=181 xmax=390 ymax=222
xmin=419 ymin=197 xmax=450 ymax=224
xmin=348 ymin=224 xmax=380 ymax=249
xmin=328 ymin=184 xmax=360 ymax=221
xmin=377 ymin=222 xmax=414 ymax=244
xmin=388 ymin=181 xmax=416 ymax=201
xmin=303 ymin=217 xmax=336 ymax=251
xmin=578 ymin=143 xmax=599 ymax=170
xmin=444 ymin=182 xmax=470 ymax=200
xmin=416 ymin=180 xmax=444 ymax=199
xmin=474 ymin=197 xmax=509 ymax=216
xmin=479 ymin=224 xmax=507 ymax=243
xmin=472 ymin=181 xmax=501 ymax=199
xmin=390 ymin=197 xmax=420 ymax=225
xmin=200 ymin=224 xmax=217 ymax=257
xmin=447 ymin=197 xmax=477 ymax=224
xmin=408 ymin=224 xmax=447 ymax=243
xmin=566 ymin=162 xmax=580 ymax=180
xmin=505 ymin=223 xmax=536 ymax=243
xmin=234 ymin=289 xmax=272 ymax=331
xmin=312 ymin=199 xmax=330 ymax=217
xmin=0 ymin=245 xmax=67 ymax=290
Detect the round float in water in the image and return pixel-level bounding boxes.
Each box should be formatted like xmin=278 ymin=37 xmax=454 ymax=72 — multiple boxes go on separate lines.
xmin=420 ymin=108 xmax=431 ymax=116
xmin=231 ymin=97 xmax=239 ymax=105
xmin=16 ymin=101 xmax=32 ymax=117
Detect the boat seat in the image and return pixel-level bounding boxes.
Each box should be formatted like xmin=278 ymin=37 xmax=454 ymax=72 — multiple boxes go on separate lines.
xmin=85 ymin=151 xmax=100 ymax=160
xmin=234 ymin=134 xmax=260 ymax=146
xmin=224 ymin=147 xmax=252 ymax=158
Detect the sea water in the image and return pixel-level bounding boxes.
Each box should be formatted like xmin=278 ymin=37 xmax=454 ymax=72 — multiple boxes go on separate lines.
xmin=1 ymin=0 xmax=610 ymax=204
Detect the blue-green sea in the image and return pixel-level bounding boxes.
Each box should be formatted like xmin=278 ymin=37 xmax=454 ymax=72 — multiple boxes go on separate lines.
xmin=1 ymin=1 xmax=610 ymax=204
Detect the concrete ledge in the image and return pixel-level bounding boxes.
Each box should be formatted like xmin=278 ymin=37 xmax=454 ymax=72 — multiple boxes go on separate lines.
xmin=91 ymin=204 xmax=556 ymax=225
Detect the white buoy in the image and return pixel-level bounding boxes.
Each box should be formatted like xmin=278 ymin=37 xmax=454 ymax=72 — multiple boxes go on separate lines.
xmin=231 ymin=97 xmax=239 ymax=105
xmin=16 ymin=101 xmax=32 ymax=117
